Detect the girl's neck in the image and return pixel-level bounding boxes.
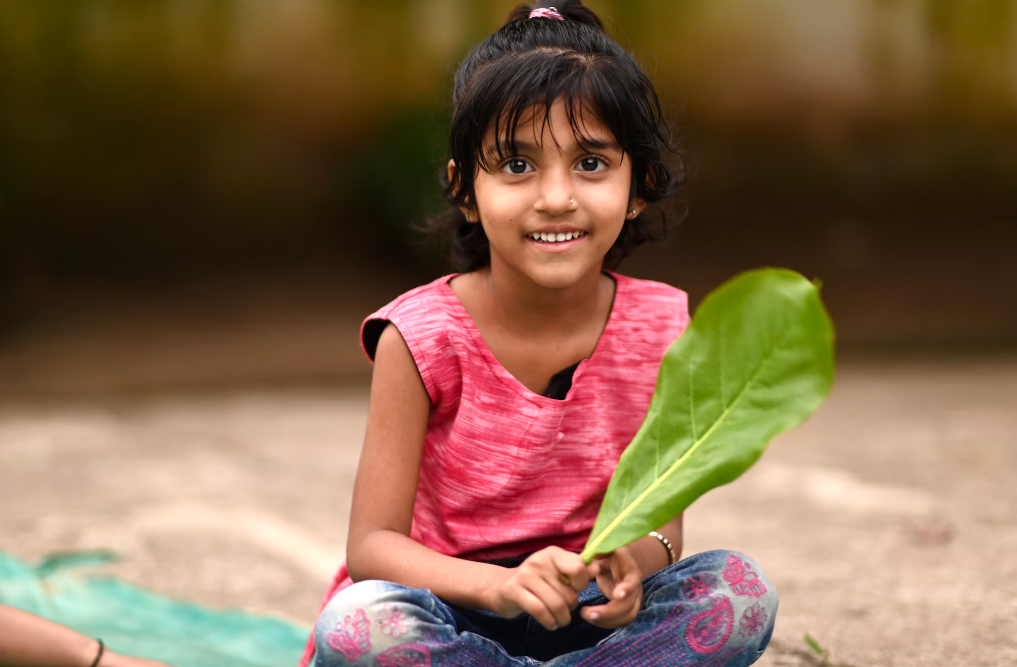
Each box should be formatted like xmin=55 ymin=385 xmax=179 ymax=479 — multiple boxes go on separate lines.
xmin=477 ymin=259 xmax=610 ymax=338
xmin=448 ymin=257 xmax=617 ymax=394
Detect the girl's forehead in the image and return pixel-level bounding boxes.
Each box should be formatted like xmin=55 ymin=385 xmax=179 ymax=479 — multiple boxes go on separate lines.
xmin=484 ymin=100 xmax=619 ymax=154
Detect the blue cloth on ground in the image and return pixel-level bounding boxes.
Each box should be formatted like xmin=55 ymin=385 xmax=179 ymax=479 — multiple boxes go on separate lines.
xmin=0 ymin=550 xmax=308 ymax=667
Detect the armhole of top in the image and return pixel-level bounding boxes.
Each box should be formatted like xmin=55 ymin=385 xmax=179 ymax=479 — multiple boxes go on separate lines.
xmin=361 ymin=317 xmax=389 ymax=362
xmin=361 ymin=316 xmax=440 ymax=405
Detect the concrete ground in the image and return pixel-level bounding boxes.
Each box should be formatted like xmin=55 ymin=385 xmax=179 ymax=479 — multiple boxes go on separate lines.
xmin=1 ymin=358 xmax=1015 ymax=667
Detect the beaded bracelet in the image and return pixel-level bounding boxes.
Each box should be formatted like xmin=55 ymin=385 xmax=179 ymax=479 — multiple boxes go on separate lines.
xmin=648 ymin=531 xmax=676 ymax=566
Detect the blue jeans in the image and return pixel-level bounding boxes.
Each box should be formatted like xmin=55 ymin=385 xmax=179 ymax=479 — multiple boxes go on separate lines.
xmin=312 ymin=550 xmax=776 ymax=667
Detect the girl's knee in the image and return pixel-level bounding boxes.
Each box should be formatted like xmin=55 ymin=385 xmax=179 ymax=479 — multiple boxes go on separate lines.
xmin=667 ymin=549 xmax=777 ymax=604
xmin=314 ymin=581 xmax=432 ymax=665
xmin=716 ymin=550 xmax=777 ymax=605
xmin=698 ymin=551 xmax=778 ymax=656
xmin=649 ymin=550 xmax=778 ymax=654
xmin=592 ymin=551 xmax=777 ymax=665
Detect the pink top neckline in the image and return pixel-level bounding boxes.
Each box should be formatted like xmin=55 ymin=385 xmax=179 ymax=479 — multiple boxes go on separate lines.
xmin=439 ymin=271 xmax=623 ymax=404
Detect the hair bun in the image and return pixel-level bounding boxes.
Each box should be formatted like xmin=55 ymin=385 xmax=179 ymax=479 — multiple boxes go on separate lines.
xmin=505 ymin=1 xmax=605 ymax=32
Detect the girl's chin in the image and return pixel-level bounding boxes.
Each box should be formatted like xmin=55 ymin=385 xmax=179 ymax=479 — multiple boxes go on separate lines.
xmin=518 ymin=260 xmax=600 ymax=290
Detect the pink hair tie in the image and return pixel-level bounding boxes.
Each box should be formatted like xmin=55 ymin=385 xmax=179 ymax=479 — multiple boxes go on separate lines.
xmin=529 ymin=7 xmax=565 ymax=21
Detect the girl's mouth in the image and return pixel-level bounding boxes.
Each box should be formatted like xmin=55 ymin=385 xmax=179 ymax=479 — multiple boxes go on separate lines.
xmin=527 ymin=231 xmax=587 ymax=244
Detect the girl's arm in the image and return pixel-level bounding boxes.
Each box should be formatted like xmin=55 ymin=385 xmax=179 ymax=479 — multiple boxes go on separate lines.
xmin=345 ymin=323 xmax=505 ymax=605
xmin=0 ymin=605 xmax=173 ymax=667
xmin=345 ymin=324 xmax=592 ymax=628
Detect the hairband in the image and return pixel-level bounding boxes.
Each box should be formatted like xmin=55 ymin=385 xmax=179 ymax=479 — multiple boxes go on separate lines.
xmin=529 ymin=7 xmax=564 ymax=21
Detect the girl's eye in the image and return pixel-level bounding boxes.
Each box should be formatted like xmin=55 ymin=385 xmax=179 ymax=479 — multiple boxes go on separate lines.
xmin=577 ymin=157 xmax=607 ymax=173
xmin=501 ymin=159 xmax=533 ymax=175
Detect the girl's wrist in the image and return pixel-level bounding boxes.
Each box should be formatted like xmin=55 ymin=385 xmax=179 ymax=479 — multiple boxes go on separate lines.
xmin=626 ymin=535 xmax=667 ymax=576
xmin=87 ymin=639 xmax=106 ymax=667
xmin=474 ymin=562 xmax=511 ymax=614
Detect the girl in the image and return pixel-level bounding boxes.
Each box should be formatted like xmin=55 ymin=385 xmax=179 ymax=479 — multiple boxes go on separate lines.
xmin=303 ymin=3 xmax=777 ymax=666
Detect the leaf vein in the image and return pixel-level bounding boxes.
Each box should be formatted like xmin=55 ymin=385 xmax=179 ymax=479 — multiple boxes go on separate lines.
xmin=584 ymin=328 xmax=793 ymax=558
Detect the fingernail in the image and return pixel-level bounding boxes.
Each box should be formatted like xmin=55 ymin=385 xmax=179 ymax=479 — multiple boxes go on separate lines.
xmin=588 ymin=612 xmax=599 ymax=620
xmin=617 ymin=588 xmax=627 ymax=597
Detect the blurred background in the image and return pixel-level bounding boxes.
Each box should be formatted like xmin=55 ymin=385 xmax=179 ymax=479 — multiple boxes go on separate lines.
xmin=0 ymin=0 xmax=1014 ymax=395
xmin=1 ymin=2 xmax=1016 ymax=666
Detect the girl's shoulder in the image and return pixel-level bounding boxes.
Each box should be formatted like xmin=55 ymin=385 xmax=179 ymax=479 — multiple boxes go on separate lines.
xmin=360 ymin=274 xmax=467 ymax=360
xmin=609 ymin=272 xmax=690 ymax=340
xmin=359 ymin=275 xmax=467 ymax=404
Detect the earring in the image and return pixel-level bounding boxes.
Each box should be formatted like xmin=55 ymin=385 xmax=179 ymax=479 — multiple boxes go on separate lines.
xmin=628 ymin=208 xmax=637 ymax=218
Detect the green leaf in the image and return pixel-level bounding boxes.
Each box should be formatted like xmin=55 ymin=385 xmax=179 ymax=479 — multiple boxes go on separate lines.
xmin=581 ymin=268 xmax=834 ymax=562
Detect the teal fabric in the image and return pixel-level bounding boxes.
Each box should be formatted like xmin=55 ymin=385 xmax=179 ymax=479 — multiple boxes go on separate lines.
xmin=0 ymin=551 xmax=308 ymax=667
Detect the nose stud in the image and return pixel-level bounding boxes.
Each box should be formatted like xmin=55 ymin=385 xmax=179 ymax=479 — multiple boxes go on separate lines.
xmin=570 ymin=199 xmax=574 ymax=205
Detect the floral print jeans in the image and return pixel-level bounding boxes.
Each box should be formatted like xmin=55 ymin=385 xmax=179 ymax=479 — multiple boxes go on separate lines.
xmin=312 ymin=550 xmax=777 ymax=667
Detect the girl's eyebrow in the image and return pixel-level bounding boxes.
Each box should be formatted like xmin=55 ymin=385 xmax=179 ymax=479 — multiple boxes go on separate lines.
xmin=486 ymin=137 xmax=621 ymax=155
xmin=578 ymin=137 xmax=622 ymax=151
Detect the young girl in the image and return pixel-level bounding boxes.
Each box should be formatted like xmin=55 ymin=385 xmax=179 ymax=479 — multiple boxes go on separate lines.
xmin=301 ymin=3 xmax=777 ymax=666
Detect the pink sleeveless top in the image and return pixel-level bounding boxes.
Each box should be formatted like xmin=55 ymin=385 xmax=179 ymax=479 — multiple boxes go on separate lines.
xmin=299 ymin=272 xmax=688 ymax=666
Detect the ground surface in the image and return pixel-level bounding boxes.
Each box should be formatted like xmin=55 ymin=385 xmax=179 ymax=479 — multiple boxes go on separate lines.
xmin=1 ymin=358 xmax=1015 ymax=667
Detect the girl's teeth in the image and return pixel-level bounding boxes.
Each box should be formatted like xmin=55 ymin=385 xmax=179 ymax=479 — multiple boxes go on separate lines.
xmin=530 ymin=231 xmax=584 ymax=243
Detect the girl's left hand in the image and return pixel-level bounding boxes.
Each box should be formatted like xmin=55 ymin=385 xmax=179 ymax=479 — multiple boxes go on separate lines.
xmin=579 ymin=546 xmax=643 ymax=629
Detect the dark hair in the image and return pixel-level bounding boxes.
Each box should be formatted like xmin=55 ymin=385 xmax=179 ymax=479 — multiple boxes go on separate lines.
xmin=429 ymin=0 xmax=685 ymax=272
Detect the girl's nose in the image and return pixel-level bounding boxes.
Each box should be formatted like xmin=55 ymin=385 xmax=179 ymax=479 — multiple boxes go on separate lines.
xmin=534 ymin=169 xmax=575 ymax=217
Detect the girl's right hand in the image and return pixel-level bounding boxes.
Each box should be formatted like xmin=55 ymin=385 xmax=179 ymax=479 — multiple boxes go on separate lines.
xmin=485 ymin=546 xmax=594 ymax=631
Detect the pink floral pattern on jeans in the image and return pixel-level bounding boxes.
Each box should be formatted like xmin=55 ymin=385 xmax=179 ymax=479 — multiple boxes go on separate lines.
xmin=738 ymin=602 xmax=768 ymax=638
xmin=377 ymin=605 xmax=411 ymax=637
xmin=722 ymin=554 xmax=768 ymax=598
xmin=682 ymin=572 xmax=719 ymax=602
xmin=327 ymin=607 xmax=372 ymax=662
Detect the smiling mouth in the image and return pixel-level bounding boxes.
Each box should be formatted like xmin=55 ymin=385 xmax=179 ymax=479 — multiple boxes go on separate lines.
xmin=528 ymin=231 xmax=587 ymax=243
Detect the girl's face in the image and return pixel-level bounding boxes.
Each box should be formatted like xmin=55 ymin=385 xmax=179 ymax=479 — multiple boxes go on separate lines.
xmin=453 ymin=99 xmax=645 ymax=290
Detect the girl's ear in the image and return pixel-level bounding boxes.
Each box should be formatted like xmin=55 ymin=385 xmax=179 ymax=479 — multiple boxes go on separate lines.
xmin=448 ymin=159 xmax=478 ymax=223
xmin=627 ymin=197 xmax=647 ymax=220
xmin=447 ymin=159 xmax=457 ymax=190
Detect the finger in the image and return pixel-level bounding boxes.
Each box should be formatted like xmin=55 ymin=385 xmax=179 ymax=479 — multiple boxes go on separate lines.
xmin=583 ymin=553 xmax=642 ymax=628
xmin=593 ymin=560 xmax=617 ymax=599
xmin=549 ymin=549 xmax=594 ymax=592
xmin=520 ymin=550 xmax=579 ymax=608
xmin=581 ymin=594 xmax=641 ymax=629
xmin=524 ymin=576 xmax=575 ymax=629
xmin=609 ymin=550 xmax=642 ymax=599
xmin=528 ymin=553 xmax=581 ymax=609
xmin=513 ymin=586 xmax=561 ymax=631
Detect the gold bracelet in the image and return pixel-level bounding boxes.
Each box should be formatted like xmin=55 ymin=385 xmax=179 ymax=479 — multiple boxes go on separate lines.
xmin=648 ymin=531 xmax=676 ymax=566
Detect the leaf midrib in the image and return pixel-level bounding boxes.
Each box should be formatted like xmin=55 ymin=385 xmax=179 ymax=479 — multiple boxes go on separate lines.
xmin=584 ymin=328 xmax=788 ymax=558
